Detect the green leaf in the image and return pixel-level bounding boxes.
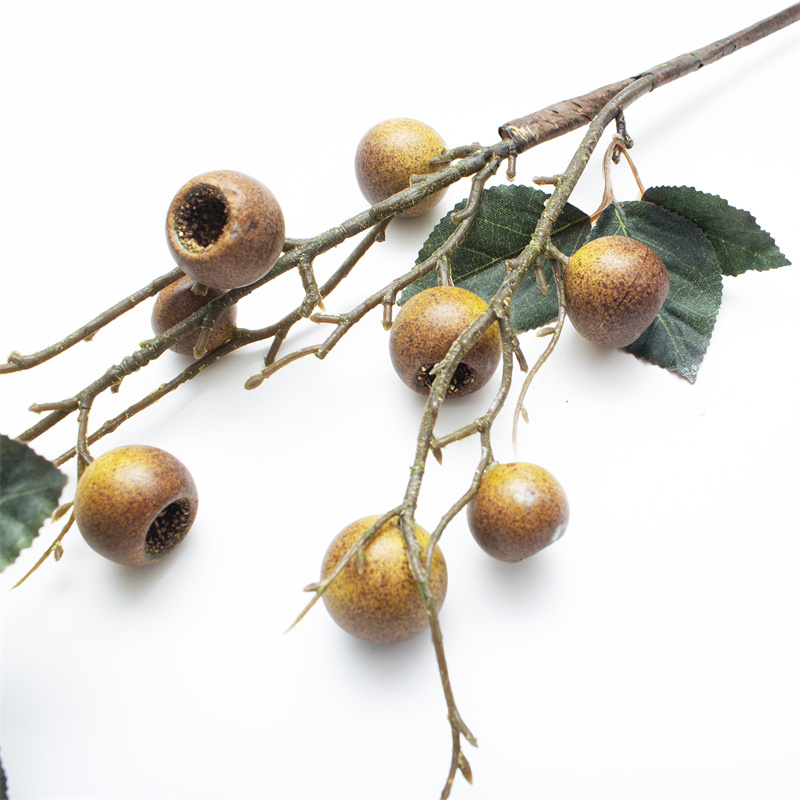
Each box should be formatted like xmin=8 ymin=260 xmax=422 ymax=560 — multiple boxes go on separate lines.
xmin=589 ymin=202 xmax=723 ymax=383
xmin=642 ymin=186 xmax=790 ymax=276
xmin=0 ymin=749 xmax=7 ymax=800
xmin=0 ymin=434 xmax=67 ymax=570
xmin=401 ymin=184 xmax=591 ymax=332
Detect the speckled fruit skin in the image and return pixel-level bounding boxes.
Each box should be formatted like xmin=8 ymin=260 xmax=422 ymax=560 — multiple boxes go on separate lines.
xmin=390 ymin=286 xmax=501 ymax=398
xmin=151 ymin=275 xmax=238 ymax=355
xmin=355 ymin=118 xmax=447 ymax=217
xmin=321 ymin=516 xmax=448 ymax=644
xmin=467 ymin=462 xmax=569 ymax=563
xmin=73 ymin=445 xmax=198 ymax=566
xmin=166 ymin=169 xmax=285 ymax=292
xmin=564 ymin=235 xmax=670 ymax=347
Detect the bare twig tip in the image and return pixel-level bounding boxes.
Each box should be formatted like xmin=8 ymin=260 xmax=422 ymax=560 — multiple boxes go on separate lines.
xmin=244 ymin=373 xmax=265 ymax=391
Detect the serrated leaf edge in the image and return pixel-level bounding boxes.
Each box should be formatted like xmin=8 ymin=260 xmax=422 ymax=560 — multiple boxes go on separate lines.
xmin=644 ymin=185 xmax=791 ymax=275
xmin=0 ymin=435 xmax=67 ymax=571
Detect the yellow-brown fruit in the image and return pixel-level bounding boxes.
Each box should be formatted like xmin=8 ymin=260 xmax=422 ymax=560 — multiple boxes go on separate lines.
xmin=166 ymin=169 xmax=285 ymax=291
xmin=151 ymin=275 xmax=238 ymax=355
xmin=321 ymin=515 xmax=448 ymax=644
xmin=73 ymin=445 xmax=198 ymax=566
xmin=564 ymin=235 xmax=670 ymax=347
xmin=467 ymin=462 xmax=569 ymax=562
xmin=354 ymin=118 xmax=447 ymax=217
xmin=389 ymin=286 xmax=501 ymax=398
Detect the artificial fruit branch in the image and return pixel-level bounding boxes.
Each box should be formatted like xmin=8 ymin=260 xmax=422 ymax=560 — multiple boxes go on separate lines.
xmin=0 ymin=7 xmax=797 ymax=800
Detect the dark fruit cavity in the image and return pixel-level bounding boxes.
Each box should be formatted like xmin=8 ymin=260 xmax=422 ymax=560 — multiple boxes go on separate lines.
xmin=166 ymin=169 xmax=285 ymax=292
xmin=389 ymin=286 xmax=501 ymax=398
xmin=73 ymin=445 xmax=198 ymax=566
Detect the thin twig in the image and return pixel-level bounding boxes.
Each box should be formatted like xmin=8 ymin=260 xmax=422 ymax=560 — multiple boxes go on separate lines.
xmin=512 ymin=259 xmax=567 ymax=450
xmin=0 ymin=268 xmax=184 ymax=374
xmin=425 ymin=314 xmax=517 ymax=575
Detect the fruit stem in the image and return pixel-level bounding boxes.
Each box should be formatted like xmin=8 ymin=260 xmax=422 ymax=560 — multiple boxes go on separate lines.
xmin=76 ymin=396 xmax=94 ymax=473
xmin=512 ymin=258 xmax=567 ymax=451
xmin=589 ymin=132 xmax=645 ymax=222
xmin=423 ymin=315 xmax=518 ymax=573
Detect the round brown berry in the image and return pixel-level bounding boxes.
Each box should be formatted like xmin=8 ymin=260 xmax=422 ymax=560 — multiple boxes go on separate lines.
xmin=564 ymin=235 xmax=670 ymax=347
xmin=321 ymin=515 xmax=448 ymax=644
xmin=73 ymin=445 xmax=198 ymax=566
xmin=355 ymin=118 xmax=447 ymax=217
xmin=467 ymin=462 xmax=569 ymax=562
xmin=151 ymin=275 xmax=238 ymax=355
xmin=166 ymin=169 xmax=285 ymax=291
xmin=389 ymin=286 xmax=501 ymax=398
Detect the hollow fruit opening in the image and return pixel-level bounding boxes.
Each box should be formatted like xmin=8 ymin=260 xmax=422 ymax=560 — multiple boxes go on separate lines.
xmin=145 ymin=499 xmax=192 ymax=559
xmin=174 ymin=186 xmax=229 ymax=251
xmin=416 ymin=362 xmax=476 ymax=396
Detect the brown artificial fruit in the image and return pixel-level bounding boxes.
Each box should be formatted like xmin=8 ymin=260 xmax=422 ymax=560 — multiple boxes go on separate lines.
xmin=166 ymin=169 xmax=285 ymax=292
xmin=321 ymin=515 xmax=448 ymax=644
xmin=389 ymin=286 xmax=501 ymax=398
xmin=355 ymin=118 xmax=448 ymax=217
xmin=151 ymin=275 xmax=238 ymax=355
xmin=564 ymin=235 xmax=670 ymax=347
xmin=467 ymin=462 xmax=569 ymax=563
xmin=73 ymin=445 xmax=198 ymax=566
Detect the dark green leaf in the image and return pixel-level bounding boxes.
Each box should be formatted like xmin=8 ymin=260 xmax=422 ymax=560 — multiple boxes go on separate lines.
xmin=0 ymin=434 xmax=67 ymax=570
xmin=642 ymin=186 xmax=790 ymax=276
xmin=401 ymin=185 xmax=591 ymax=332
xmin=0 ymin=749 xmax=7 ymax=800
xmin=590 ymin=202 xmax=722 ymax=383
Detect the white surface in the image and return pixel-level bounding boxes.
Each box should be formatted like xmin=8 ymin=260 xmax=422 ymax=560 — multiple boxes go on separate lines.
xmin=1 ymin=2 xmax=798 ymax=799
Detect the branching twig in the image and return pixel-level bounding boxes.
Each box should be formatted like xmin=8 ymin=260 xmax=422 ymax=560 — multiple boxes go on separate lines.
xmin=384 ymin=11 xmax=800 ymax=793
xmin=245 ymin=155 xmax=509 ymax=389
xmin=426 ymin=313 xmax=518 ymax=571
xmin=0 ymin=268 xmax=184 ymax=374
xmin=47 ymin=218 xmax=393 ymax=464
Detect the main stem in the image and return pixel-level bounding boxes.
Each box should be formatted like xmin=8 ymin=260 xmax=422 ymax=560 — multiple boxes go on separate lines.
xmin=399 ymin=6 xmax=800 ymax=797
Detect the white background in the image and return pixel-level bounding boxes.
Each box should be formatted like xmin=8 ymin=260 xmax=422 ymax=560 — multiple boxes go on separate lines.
xmin=1 ymin=2 xmax=798 ymax=799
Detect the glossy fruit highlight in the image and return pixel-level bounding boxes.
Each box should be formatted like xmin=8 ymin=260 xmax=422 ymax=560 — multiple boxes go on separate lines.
xmin=73 ymin=445 xmax=198 ymax=566
xmin=321 ymin=515 xmax=448 ymax=644
xmin=389 ymin=286 xmax=501 ymax=398
xmin=166 ymin=169 xmax=285 ymax=291
xmin=355 ymin=118 xmax=448 ymax=217
xmin=467 ymin=462 xmax=569 ymax=562
xmin=151 ymin=275 xmax=238 ymax=355
xmin=564 ymin=235 xmax=670 ymax=347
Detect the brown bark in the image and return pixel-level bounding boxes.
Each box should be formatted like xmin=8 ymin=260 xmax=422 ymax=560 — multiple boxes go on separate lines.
xmin=499 ymin=3 xmax=800 ymax=153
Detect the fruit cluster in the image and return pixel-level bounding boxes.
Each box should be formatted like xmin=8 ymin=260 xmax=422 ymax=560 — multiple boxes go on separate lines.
xmin=70 ymin=118 xmax=676 ymax=655
xmin=73 ymin=168 xmax=288 ymax=565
